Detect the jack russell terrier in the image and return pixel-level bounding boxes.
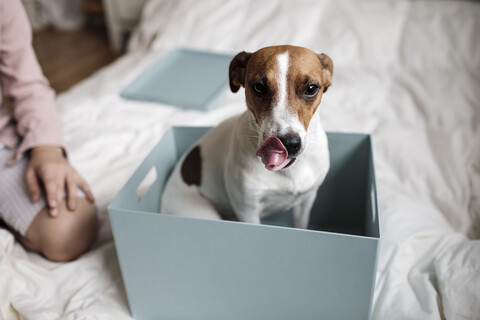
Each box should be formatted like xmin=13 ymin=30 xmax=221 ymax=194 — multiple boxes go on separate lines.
xmin=161 ymin=45 xmax=333 ymax=228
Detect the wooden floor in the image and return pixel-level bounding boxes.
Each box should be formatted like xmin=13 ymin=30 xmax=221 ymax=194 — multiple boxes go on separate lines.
xmin=32 ymin=26 xmax=118 ymax=94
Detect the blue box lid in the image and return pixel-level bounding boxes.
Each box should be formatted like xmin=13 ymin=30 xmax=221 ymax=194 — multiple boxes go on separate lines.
xmin=121 ymin=49 xmax=234 ymax=110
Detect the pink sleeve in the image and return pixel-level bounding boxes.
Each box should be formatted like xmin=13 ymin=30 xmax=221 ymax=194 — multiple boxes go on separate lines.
xmin=0 ymin=0 xmax=66 ymax=163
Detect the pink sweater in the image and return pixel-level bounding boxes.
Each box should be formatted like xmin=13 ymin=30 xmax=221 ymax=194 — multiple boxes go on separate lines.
xmin=0 ymin=0 xmax=65 ymax=164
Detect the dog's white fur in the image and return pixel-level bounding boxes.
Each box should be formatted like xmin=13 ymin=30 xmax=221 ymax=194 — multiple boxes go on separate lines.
xmin=161 ymin=46 xmax=332 ymax=228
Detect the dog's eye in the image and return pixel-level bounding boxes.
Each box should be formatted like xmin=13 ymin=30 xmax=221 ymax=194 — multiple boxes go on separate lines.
xmin=304 ymin=84 xmax=319 ymax=98
xmin=252 ymin=83 xmax=267 ymax=95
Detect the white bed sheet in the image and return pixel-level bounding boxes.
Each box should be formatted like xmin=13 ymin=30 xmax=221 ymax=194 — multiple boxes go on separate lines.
xmin=1 ymin=0 xmax=479 ymax=319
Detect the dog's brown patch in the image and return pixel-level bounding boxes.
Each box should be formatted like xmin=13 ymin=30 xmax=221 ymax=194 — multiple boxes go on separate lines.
xmin=229 ymin=51 xmax=252 ymax=93
xmin=242 ymin=48 xmax=284 ymax=124
xmin=318 ymin=53 xmax=333 ymax=92
xmin=181 ymin=145 xmax=202 ymax=186
xmin=285 ymin=48 xmax=333 ymax=130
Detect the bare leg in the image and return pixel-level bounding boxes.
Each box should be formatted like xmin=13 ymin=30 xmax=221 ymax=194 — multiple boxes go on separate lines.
xmin=18 ymin=198 xmax=98 ymax=262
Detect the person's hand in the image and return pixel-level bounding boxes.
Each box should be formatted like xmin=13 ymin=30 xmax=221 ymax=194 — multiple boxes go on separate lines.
xmin=26 ymin=146 xmax=95 ymax=217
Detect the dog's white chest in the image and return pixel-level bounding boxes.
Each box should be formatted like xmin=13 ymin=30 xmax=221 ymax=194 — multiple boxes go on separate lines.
xmin=222 ymin=131 xmax=330 ymax=221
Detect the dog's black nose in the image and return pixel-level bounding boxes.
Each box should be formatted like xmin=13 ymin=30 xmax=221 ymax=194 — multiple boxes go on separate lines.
xmin=279 ymin=134 xmax=302 ymax=156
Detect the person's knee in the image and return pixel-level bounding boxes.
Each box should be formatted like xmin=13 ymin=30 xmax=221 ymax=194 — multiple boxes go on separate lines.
xmin=23 ymin=198 xmax=98 ymax=262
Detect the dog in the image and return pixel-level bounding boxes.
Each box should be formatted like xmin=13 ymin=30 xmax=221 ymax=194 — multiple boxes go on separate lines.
xmin=161 ymin=45 xmax=333 ymax=228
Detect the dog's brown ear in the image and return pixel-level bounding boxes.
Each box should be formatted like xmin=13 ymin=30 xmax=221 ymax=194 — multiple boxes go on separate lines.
xmin=229 ymin=51 xmax=251 ymax=93
xmin=318 ymin=53 xmax=333 ymax=92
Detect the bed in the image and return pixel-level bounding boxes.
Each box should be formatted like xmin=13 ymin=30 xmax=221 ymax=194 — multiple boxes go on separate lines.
xmin=1 ymin=0 xmax=479 ymax=319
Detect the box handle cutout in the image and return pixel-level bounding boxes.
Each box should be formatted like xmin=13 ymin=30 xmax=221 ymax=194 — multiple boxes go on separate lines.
xmin=136 ymin=166 xmax=158 ymax=201
xmin=370 ymin=187 xmax=377 ymax=224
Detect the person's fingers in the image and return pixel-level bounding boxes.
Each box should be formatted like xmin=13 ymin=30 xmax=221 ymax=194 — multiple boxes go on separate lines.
xmin=44 ymin=179 xmax=59 ymax=217
xmin=66 ymin=174 xmax=77 ymax=211
xmin=25 ymin=166 xmax=41 ymax=202
xmin=56 ymin=173 xmax=65 ymax=210
xmin=41 ymin=169 xmax=62 ymax=217
xmin=78 ymin=179 xmax=95 ymax=203
xmin=29 ymin=152 xmax=92 ymax=216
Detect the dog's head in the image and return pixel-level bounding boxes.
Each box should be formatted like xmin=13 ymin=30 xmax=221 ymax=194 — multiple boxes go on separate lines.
xmin=229 ymin=45 xmax=333 ymax=171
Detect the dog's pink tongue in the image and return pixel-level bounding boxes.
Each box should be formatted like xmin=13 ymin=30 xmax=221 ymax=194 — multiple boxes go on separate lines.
xmin=256 ymin=137 xmax=290 ymax=171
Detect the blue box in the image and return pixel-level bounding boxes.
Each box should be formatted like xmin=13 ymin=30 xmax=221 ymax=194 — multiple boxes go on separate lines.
xmin=108 ymin=126 xmax=380 ymax=320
